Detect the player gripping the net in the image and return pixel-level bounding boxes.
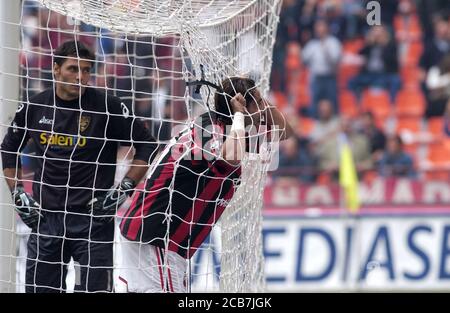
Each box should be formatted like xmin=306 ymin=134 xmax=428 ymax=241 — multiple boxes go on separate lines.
xmin=118 ymin=76 xmax=293 ymax=292
xmin=0 ymin=40 xmax=158 ymax=292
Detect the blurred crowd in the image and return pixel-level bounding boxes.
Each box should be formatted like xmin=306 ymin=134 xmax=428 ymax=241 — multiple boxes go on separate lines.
xmin=18 ymin=0 xmax=450 ymax=184
xmin=270 ymin=0 xmax=450 ymax=184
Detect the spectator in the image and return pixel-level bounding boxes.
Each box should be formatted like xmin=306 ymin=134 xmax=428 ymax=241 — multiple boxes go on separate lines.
xmin=420 ymin=18 xmax=450 ymax=117
xmin=426 ymin=53 xmax=450 ymax=117
xmin=357 ymin=111 xmax=386 ymax=163
xmin=320 ymin=0 xmax=346 ymax=41
xmin=309 ymin=99 xmax=341 ymax=144
xmin=316 ymin=116 xmax=372 ymax=178
xmin=341 ymin=0 xmax=366 ymax=40
xmin=298 ymin=0 xmax=319 ymax=46
xmin=302 ymin=19 xmax=342 ymax=118
xmin=416 ymin=0 xmax=449 ymax=39
xmin=420 ymin=17 xmax=450 ymax=71
xmin=377 ymin=135 xmax=416 ymax=178
xmin=348 ymin=25 xmax=401 ymax=105
xmin=275 ymin=136 xmax=318 ymax=183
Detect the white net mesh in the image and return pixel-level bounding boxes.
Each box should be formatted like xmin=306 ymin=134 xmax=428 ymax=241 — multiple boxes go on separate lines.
xmin=0 ymin=0 xmax=281 ymax=292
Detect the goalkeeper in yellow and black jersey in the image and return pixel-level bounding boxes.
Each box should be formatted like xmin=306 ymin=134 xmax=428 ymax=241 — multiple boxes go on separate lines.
xmin=0 ymin=40 xmax=159 ymax=293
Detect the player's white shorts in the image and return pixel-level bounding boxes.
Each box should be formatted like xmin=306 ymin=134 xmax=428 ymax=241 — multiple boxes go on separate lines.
xmin=117 ymin=235 xmax=188 ymax=293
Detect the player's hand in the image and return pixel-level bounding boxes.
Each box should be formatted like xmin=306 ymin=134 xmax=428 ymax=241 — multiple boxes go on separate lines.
xmin=103 ymin=177 xmax=136 ymax=212
xmin=12 ymin=186 xmax=43 ymax=229
xmin=87 ymin=177 xmax=136 ymax=222
xmin=230 ymin=93 xmax=246 ymax=114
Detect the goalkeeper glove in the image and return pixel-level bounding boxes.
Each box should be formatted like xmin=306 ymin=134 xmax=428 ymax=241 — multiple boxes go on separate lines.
xmin=12 ymin=186 xmax=43 ymax=229
xmin=87 ymin=177 xmax=136 ymax=222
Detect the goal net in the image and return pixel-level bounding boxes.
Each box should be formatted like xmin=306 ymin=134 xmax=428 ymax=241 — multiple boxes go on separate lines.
xmin=0 ymin=0 xmax=281 ymax=292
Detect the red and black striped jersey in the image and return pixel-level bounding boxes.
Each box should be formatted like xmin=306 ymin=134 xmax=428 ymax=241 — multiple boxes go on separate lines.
xmin=120 ymin=113 xmax=241 ymax=259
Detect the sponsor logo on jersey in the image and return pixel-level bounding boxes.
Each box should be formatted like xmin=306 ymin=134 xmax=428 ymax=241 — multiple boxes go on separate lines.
xmin=79 ymin=115 xmax=91 ymax=132
xmin=38 ymin=116 xmax=53 ymax=125
xmin=40 ymin=132 xmax=87 ymax=147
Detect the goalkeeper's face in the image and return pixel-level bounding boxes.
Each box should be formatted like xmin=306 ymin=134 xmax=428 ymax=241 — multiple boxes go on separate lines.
xmin=54 ymin=57 xmax=92 ymax=100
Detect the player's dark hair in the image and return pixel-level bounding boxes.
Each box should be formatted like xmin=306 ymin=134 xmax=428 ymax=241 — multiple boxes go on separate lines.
xmin=214 ymin=77 xmax=256 ymax=124
xmin=54 ymin=40 xmax=95 ymax=66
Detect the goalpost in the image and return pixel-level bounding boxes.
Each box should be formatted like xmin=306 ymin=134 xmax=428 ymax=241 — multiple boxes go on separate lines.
xmin=0 ymin=0 xmax=282 ymax=292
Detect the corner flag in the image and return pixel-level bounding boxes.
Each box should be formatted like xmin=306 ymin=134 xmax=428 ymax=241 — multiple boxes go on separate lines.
xmin=339 ymin=135 xmax=360 ymax=213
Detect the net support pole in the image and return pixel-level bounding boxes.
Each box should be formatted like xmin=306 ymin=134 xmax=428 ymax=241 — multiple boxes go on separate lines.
xmin=0 ymin=0 xmax=21 ymax=293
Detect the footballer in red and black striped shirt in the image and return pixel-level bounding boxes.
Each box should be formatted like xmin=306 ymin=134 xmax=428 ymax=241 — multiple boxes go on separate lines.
xmin=118 ymin=77 xmax=293 ymax=292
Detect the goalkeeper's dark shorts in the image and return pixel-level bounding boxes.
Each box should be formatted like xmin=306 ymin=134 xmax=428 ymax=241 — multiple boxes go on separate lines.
xmin=25 ymin=208 xmax=114 ymax=293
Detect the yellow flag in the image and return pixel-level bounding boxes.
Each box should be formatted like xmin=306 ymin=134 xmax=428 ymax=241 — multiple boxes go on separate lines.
xmin=339 ymin=140 xmax=360 ymax=213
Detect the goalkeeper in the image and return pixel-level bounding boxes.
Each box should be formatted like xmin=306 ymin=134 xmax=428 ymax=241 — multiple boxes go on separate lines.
xmin=118 ymin=77 xmax=293 ymax=292
xmin=0 ymin=40 xmax=158 ymax=292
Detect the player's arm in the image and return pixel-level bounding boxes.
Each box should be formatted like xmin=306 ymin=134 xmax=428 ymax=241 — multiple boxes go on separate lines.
xmin=1 ymin=102 xmax=30 ymax=191
xmin=122 ymin=159 xmax=149 ymax=186
xmin=1 ymin=103 xmax=42 ymax=229
xmin=108 ymin=99 xmax=160 ymax=181
xmin=90 ymin=99 xmax=160 ymax=222
xmin=122 ymin=118 xmax=159 ymax=185
xmin=3 ymin=168 xmax=23 ymax=192
xmin=220 ymin=93 xmax=247 ymax=166
xmin=98 ymin=157 xmax=149 ymax=218
xmin=263 ymin=100 xmax=294 ymax=141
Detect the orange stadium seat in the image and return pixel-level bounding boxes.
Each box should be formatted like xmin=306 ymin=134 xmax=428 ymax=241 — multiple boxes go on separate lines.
xmin=396 ymin=116 xmax=421 ymax=133
xmin=272 ymin=91 xmax=288 ymax=111
xmin=404 ymin=42 xmax=424 ymax=67
xmin=285 ymin=42 xmax=302 ymax=72
xmin=299 ymin=68 xmax=309 ymax=85
xmin=338 ymin=64 xmax=361 ymax=89
xmin=316 ymin=172 xmax=332 ymax=185
xmin=362 ymin=170 xmax=378 ymax=184
xmin=296 ymin=69 xmax=310 ymax=108
xmin=426 ymin=139 xmax=450 ymax=180
xmin=400 ymin=66 xmax=422 ymax=88
xmin=394 ymin=13 xmax=423 ymax=67
xmin=426 ymin=170 xmax=450 ymax=181
xmin=361 ymin=89 xmax=391 ymax=119
xmin=339 ymin=90 xmax=359 ymax=117
xmin=428 ymin=139 xmax=450 ymax=166
xmin=404 ymin=142 xmax=419 ymax=157
xmin=394 ymin=14 xmax=422 ymax=36
xmin=298 ymin=117 xmax=315 ymax=137
xmin=427 ymin=117 xmax=444 ymax=137
xmin=395 ymin=89 xmax=425 ymax=117
xmin=343 ymin=38 xmax=364 ymax=54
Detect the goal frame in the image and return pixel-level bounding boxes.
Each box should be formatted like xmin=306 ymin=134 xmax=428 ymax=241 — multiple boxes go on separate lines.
xmin=0 ymin=0 xmax=21 ymax=293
